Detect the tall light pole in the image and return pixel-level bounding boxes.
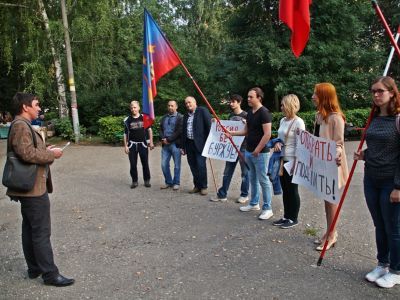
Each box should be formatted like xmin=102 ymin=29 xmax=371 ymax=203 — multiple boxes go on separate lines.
xmin=61 ymin=0 xmax=80 ymax=143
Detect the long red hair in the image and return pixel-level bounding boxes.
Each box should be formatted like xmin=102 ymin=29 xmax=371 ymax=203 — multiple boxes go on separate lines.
xmin=314 ymin=82 xmax=345 ymax=122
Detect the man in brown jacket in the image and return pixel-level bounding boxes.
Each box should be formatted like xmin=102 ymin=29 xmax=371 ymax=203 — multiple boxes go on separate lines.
xmin=6 ymin=93 xmax=74 ymax=287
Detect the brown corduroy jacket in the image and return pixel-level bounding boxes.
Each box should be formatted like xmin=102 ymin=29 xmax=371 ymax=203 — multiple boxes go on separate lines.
xmin=6 ymin=116 xmax=55 ymax=197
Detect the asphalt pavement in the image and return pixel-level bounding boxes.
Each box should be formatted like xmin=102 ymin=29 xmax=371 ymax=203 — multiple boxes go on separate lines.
xmin=0 ymin=139 xmax=398 ymax=299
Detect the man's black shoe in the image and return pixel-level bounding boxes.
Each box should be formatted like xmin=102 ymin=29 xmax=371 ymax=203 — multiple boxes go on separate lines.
xmin=28 ymin=272 xmax=41 ymax=279
xmin=130 ymin=182 xmax=138 ymax=189
xmin=44 ymin=274 xmax=75 ymax=287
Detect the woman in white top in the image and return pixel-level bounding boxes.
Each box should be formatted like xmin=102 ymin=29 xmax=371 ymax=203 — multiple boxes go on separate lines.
xmin=272 ymin=94 xmax=305 ymax=228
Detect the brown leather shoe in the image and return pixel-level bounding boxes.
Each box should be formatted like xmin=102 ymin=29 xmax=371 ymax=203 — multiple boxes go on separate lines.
xmin=200 ymin=188 xmax=208 ymax=195
xmin=189 ymin=187 xmax=200 ymax=194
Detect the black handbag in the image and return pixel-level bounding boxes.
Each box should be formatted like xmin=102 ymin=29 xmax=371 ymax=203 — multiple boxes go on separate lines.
xmin=2 ymin=120 xmax=38 ymax=192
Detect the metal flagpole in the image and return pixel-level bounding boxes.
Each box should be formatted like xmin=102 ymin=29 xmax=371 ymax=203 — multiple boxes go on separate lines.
xmin=317 ymin=2 xmax=400 ymax=266
xmin=383 ymin=25 xmax=400 ymax=76
xmin=372 ymin=1 xmax=400 ymax=59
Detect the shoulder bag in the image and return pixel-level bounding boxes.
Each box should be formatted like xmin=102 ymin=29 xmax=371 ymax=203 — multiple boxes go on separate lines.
xmin=2 ymin=120 xmax=38 ymax=192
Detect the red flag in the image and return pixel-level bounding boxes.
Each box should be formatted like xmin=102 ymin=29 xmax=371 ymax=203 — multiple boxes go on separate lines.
xmin=142 ymin=9 xmax=181 ymax=128
xmin=279 ymin=0 xmax=312 ymax=58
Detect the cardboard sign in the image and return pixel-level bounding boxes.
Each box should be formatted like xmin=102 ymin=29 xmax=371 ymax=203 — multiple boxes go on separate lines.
xmin=292 ymin=129 xmax=339 ymax=204
xmin=202 ymin=120 xmax=245 ymax=162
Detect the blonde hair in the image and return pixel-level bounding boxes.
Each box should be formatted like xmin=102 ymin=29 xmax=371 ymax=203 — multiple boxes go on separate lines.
xmin=130 ymin=100 xmax=140 ymax=108
xmin=281 ymin=94 xmax=300 ymax=118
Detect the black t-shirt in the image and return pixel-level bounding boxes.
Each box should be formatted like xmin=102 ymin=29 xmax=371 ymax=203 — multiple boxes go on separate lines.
xmin=246 ymin=106 xmax=272 ymax=153
xmin=124 ymin=115 xmax=148 ymax=143
xmin=229 ymin=111 xmax=247 ymax=151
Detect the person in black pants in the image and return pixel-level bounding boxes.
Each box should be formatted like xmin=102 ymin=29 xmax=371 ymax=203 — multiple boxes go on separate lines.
xmin=181 ymin=96 xmax=211 ymax=195
xmin=272 ymin=94 xmax=305 ymax=229
xmin=6 ymin=92 xmax=74 ymax=287
xmin=124 ymin=100 xmax=154 ymax=188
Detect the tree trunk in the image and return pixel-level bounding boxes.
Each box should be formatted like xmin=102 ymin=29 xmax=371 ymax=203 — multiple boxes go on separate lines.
xmin=61 ymin=0 xmax=80 ymax=143
xmin=37 ymin=0 xmax=69 ymax=118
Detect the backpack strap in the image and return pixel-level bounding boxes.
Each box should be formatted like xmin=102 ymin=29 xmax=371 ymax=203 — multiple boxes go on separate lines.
xmin=7 ymin=119 xmax=38 ymax=153
xmin=396 ymin=114 xmax=400 ymax=134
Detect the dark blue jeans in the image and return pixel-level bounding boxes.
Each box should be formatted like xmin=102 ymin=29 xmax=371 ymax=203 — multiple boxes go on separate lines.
xmin=186 ymin=139 xmax=207 ymax=189
xmin=364 ymin=175 xmax=400 ymax=273
xmin=217 ymin=153 xmax=249 ymax=198
xmin=161 ymin=143 xmax=181 ymax=186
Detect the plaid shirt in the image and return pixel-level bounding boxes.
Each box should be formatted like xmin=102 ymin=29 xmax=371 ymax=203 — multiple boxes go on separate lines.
xmin=186 ymin=111 xmax=195 ymax=140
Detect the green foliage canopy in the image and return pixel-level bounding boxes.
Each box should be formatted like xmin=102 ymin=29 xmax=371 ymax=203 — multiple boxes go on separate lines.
xmin=0 ymin=0 xmax=398 ymax=131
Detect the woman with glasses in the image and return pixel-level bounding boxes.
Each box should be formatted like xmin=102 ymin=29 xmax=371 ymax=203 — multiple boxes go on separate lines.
xmin=312 ymin=83 xmax=349 ymax=251
xmin=354 ymin=76 xmax=400 ymax=288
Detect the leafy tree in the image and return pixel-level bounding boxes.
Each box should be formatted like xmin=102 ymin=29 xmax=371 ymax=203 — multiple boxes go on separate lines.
xmin=0 ymin=0 xmax=398 ymax=131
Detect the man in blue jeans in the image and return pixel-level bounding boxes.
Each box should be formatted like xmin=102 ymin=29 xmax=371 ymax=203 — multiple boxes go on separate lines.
xmin=228 ymin=87 xmax=273 ymax=220
xmin=210 ymin=94 xmax=249 ymax=203
xmin=159 ymin=100 xmax=183 ymax=190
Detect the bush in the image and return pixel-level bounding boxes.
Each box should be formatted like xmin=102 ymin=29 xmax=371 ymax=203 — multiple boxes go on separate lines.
xmin=53 ymin=117 xmax=74 ymax=140
xmin=44 ymin=111 xmax=58 ymax=121
xmin=344 ymin=108 xmax=370 ymax=128
xmin=97 ymin=108 xmax=371 ymax=145
xmin=52 ymin=117 xmax=86 ymax=141
xmin=98 ymin=116 xmax=126 ymax=144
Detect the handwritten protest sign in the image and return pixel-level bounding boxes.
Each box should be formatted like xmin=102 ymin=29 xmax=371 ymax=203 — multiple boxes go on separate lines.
xmin=292 ymin=129 xmax=339 ymax=204
xmin=202 ymin=120 xmax=245 ymax=162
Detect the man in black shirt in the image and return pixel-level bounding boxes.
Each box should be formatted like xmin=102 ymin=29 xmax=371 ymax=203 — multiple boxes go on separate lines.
xmin=124 ymin=101 xmax=154 ymax=188
xmin=229 ymin=87 xmax=273 ymax=220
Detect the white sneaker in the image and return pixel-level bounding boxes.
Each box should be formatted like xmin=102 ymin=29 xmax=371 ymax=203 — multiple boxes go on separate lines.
xmin=375 ymin=272 xmax=400 ymax=288
xmin=239 ymin=204 xmax=260 ymax=212
xmin=236 ymin=196 xmax=249 ymax=204
xmin=172 ymin=185 xmax=180 ymax=191
xmin=365 ymin=266 xmax=389 ymax=282
xmin=209 ymin=196 xmax=227 ymax=202
xmin=258 ymin=209 xmax=273 ymax=220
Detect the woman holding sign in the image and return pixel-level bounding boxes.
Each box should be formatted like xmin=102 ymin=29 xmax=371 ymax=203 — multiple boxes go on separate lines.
xmin=272 ymin=94 xmax=305 ymax=229
xmin=312 ymin=83 xmax=348 ymax=251
xmin=354 ymin=76 xmax=400 ymax=288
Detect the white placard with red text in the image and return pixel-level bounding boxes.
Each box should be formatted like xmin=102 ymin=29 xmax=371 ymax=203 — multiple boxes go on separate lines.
xmin=202 ymin=120 xmax=245 ymax=162
xmin=292 ymin=129 xmax=339 ymax=204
